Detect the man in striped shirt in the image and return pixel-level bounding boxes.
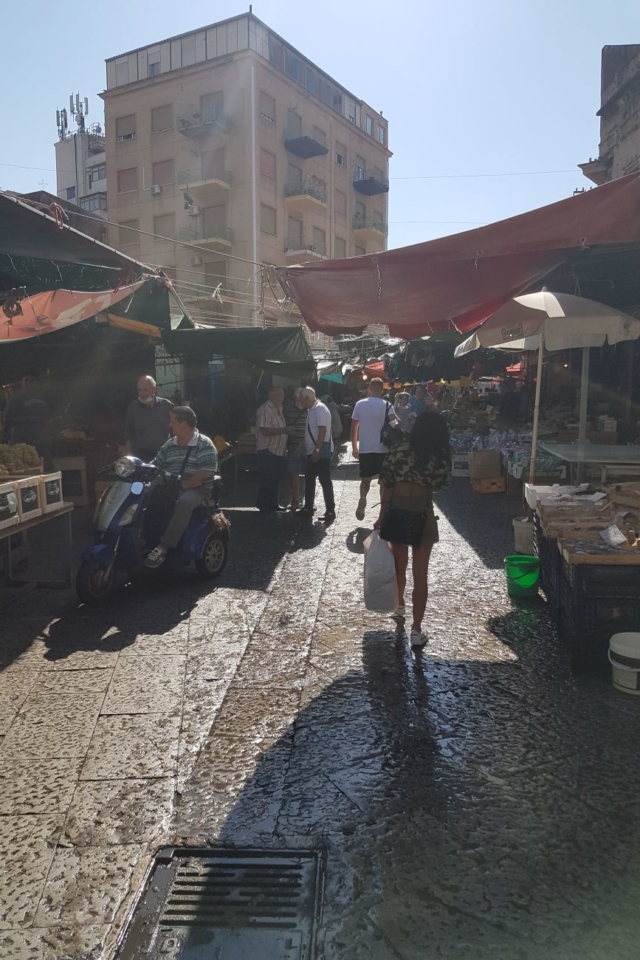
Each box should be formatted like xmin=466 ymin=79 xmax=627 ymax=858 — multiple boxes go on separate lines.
xmin=255 ymin=386 xmax=291 ymax=513
xmin=144 ymin=406 xmax=218 ymax=568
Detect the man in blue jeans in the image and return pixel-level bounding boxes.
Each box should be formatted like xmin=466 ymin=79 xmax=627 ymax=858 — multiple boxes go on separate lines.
xmin=255 ymin=386 xmax=291 ymax=513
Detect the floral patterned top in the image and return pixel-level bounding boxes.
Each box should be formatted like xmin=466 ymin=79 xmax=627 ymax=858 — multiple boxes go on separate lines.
xmin=379 ymin=440 xmax=451 ymax=492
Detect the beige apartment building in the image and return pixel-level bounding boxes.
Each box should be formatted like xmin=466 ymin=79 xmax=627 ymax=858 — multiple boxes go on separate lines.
xmin=102 ymin=12 xmax=391 ymax=327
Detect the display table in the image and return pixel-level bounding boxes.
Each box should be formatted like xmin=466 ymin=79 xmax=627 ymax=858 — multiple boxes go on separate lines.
xmin=0 ymin=503 xmax=74 ymax=590
xmin=540 ymin=443 xmax=640 ymax=484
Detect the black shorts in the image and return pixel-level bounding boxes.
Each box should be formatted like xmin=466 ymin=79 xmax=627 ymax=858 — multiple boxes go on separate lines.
xmin=359 ymin=452 xmax=386 ymax=478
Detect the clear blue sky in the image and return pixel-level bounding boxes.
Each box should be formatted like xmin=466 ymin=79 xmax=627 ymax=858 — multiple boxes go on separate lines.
xmin=1 ymin=0 xmax=639 ymax=250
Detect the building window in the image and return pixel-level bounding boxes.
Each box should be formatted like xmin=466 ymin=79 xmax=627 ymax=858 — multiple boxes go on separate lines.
xmin=312 ymin=226 xmax=326 ymax=254
xmin=334 ymin=236 xmax=347 ymax=259
xmin=336 ymin=143 xmax=347 ymax=167
xmin=259 ymin=92 xmax=276 ymax=123
xmin=116 ymin=115 xmax=136 ymax=141
xmin=365 ymin=115 xmax=373 ymax=136
xmin=151 ymin=104 xmax=173 ymax=133
xmin=261 ymin=204 xmax=277 ymax=236
xmin=355 ymin=245 xmax=366 ymax=257
xmin=355 ymin=156 xmax=366 ymax=181
xmin=377 ymin=123 xmax=385 ymax=145
xmin=115 ymin=58 xmax=129 ymax=86
xmin=149 ymin=60 xmax=160 ymax=77
xmin=285 ymin=49 xmax=301 ymax=82
xmin=201 ymin=91 xmax=224 ymax=122
xmin=286 ymin=110 xmax=302 ymax=139
xmin=287 ymin=163 xmax=302 ymax=190
xmin=335 ymin=190 xmax=347 ymax=217
xmin=117 ymin=167 xmax=138 ymax=193
xmin=260 ymin=149 xmax=277 ymax=180
xmin=306 ymin=67 xmax=320 ymax=98
xmin=202 ymin=147 xmax=225 ymax=180
xmin=88 ymin=163 xmax=106 ymax=186
xmin=355 ymin=200 xmax=366 ymax=223
xmin=268 ymin=36 xmax=285 ymax=70
xmin=312 ymin=126 xmax=326 ymax=147
xmin=154 ymin=213 xmax=176 ymax=240
xmin=79 ymin=193 xmax=107 ymax=212
xmin=152 ymin=159 xmax=175 ymax=186
xmin=374 ymin=166 xmax=385 ymax=182
xmin=373 ymin=210 xmax=384 ymax=228
xmin=66 ymin=186 xmax=76 ymax=200
xmin=181 ymin=35 xmax=196 ymax=66
xmin=118 ymin=219 xmax=138 ymax=245
xmin=287 ymin=216 xmax=303 ymax=247
xmin=347 ymin=97 xmax=356 ymax=124
xmin=203 ymin=205 xmax=226 ymax=239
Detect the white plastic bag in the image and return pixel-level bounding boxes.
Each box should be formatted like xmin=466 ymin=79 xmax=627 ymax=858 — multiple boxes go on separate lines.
xmin=363 ymin=530 xmax=398 ymax=612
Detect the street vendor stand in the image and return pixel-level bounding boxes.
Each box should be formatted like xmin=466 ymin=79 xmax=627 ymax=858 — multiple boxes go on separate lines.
xmin=0 ymin=503 xmax=74 ymax=596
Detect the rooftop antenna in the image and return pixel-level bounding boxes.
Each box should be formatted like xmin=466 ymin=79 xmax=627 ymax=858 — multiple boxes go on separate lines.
xmin=56 ymin=107 xmax=69 ymax=140
xmin=69 ymin=93 xmax=90 ymax=133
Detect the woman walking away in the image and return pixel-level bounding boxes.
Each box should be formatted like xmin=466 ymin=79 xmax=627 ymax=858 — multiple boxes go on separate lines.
xmin=374 ymin=411 xmax=451 ymax=651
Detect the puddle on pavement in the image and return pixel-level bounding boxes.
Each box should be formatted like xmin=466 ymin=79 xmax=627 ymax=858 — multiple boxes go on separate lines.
xmin=116 ymin=847 xmax=324 ymax=959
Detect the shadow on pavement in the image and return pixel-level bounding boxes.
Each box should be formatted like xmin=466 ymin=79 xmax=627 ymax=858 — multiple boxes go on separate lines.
xmin=178 ymin=616 xmax=640 ymax=959
xmin=435 ymin=478 xmax=524 ymax=570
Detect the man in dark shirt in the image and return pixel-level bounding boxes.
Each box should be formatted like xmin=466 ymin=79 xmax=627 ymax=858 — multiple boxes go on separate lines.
xmin=124 ymin=376 xmax=173 ymax=462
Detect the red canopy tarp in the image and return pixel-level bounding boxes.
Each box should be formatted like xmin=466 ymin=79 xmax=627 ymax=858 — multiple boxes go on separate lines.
xmin=0 ymin=284 xmax=145 ymax=342
xmin=276 ymin=172 xmax=640 ymax=338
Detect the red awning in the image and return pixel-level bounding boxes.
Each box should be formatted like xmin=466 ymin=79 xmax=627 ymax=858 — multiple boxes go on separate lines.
xmin=276 ymin=172 xmax=640 ymax=338
xmin=0 ymin=284 xmax=145 ymax=342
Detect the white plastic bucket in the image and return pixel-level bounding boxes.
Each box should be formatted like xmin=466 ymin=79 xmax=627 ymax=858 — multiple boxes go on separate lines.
xmin=513 ymin=517 xmax=534 ymax=555
xmin=609 ymin=633 xmax=640 ymax=695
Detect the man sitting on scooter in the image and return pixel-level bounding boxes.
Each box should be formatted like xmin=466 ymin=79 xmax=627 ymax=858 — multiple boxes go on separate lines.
xmin=144 ymin=406 xmax=218 ymax=568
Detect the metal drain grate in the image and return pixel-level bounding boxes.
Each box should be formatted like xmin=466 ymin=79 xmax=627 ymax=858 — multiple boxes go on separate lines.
xmin=117 ymin=847 xmax=324 ymax=960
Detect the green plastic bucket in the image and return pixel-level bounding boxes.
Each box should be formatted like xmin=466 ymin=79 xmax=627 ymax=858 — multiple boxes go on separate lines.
xmin=504 ymin=554 xmax=541 ymax=598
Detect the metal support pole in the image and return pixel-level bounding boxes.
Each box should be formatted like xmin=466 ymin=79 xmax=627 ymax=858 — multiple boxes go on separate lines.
xmin=528 ymin=334 xmax=545 ymax=484
xmin=577 ymin=346 xmax=590 ymax=482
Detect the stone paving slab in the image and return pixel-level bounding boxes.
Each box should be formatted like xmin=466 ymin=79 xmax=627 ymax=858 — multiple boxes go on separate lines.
xmin=80 ymin=713 xmax=181 ymax=780
xmin=100 ymin=654 xmax=186 ymax=715
xmin=0 ymin=758 xmax=83 ymax=817
xmin=0 ymin=692 xmax=104 ymax=760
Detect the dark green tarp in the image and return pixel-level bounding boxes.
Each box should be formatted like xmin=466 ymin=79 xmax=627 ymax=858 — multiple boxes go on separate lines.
xmin=162 ymin=325 xmax=315 ymax=378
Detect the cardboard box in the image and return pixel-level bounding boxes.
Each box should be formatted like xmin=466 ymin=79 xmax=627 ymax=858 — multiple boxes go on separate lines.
xmin=472 ymin=476 xmax=507 ymax=494
xmin=451 ymin=453 xmax=470 ymax=478
xmin=39 ymin=472 xmax=64 ymax=513
xmin=14 ymin=476 xmax=42 ymax=521
xmin=0 ymin=481 xmax=19 ymax=531
xmin=468 ymin=450 xmax=502 ymax=479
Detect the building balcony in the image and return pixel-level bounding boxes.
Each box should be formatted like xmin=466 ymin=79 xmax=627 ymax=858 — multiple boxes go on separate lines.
xmin=578 ymin=156 xmax=610 ymax=187
xmin=284 ymin=178 xmax=326 ymax=212
xmin=284 ymin=125 xmax=329 ymax=159
xmin=179 ymin=225 xmax=233 ymax=249
xmin=284 ymin=237 xmax=328 ymax=264
xmin=87 ymin=134 xmax=106 ymax=154
xmin=177 ymin=111 xmax=232 ymax=139
xmin=353 ymin=169 xmax=390 ymax=196
xmin=178 ymin=168 xmax=232 ymax=199
xmin=352 ymin=216 xmax=388 ymax=241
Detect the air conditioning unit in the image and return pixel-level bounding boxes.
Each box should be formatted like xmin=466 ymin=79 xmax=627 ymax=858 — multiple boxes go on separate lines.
xmin=190 ymin=255 xmax=203 ymax=267
xmin=150 ymin=184 xmax=162 ymax=196
xmin=187 ymin=205 xmax=200 ymax=216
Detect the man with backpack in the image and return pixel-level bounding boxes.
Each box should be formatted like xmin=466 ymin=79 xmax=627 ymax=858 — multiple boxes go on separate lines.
xmin=350 ymin=378 xmax=398 ymax=521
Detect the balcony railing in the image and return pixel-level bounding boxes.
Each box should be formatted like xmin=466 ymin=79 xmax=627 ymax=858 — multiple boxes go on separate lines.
xmin=178 ymin=168 xmax=232 ymax=188
xmin=352 ymin=216 xmax=388 ymax=236
xmin=285 ymin=237 xmax=327 ymax=257
xmin=353 ymin=168 xmax=390 ymax=196
xmin=284 ymin=124 xmax=329 ymax=159
xmin=179 ymin=226 xmax=233 ymax=244
xmin=177 ymin=111 xmax=232 ymax=138
xmin=284 ymin=178 xmax=326 ymax=203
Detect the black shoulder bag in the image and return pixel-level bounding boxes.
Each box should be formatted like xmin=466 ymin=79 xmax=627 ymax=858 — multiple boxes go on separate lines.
xmin=380 ymin=402 xmax=403 ymax=449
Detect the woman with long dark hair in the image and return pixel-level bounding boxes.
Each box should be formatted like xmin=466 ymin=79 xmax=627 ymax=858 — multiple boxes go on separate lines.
xmin=374 ymin=410 xmax=451 ymax=650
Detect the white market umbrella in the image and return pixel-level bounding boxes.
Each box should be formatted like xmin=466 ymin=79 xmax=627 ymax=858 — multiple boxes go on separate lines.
xmin=454 ymin=292 xmax=640 ymax=482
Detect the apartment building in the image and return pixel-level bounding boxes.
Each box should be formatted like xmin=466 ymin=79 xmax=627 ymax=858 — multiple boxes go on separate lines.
xmin=55 ymin=97 xmax=107 ymax=225
xmin=580 ymin=44 xmax=640 ymax=186
xmin=102 ymin=12 xmax=391 ymax=325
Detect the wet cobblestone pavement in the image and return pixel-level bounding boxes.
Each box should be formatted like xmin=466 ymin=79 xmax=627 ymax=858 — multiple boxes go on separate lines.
xmin=2 ymin=462 xmax=640 ymax=958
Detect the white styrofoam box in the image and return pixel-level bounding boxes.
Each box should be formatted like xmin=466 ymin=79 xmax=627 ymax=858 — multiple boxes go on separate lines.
xmin=14 ymin=476 xmax=43 ymax=521
xmin=39 ymin=472 xmax=64 ymax=513
xmin=0 ymin=481 xmax=19 ymax=531
xmin=451 ymin=453 xmax=470 ymax=477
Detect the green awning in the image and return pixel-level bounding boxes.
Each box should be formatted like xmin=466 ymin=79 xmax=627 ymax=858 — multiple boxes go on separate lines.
xmin=162 ymin=325 xmax=315 ymax=377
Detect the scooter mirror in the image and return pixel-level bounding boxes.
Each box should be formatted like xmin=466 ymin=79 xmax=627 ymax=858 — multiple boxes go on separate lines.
xmin=131 ymin=481 xmax=144 ymax=496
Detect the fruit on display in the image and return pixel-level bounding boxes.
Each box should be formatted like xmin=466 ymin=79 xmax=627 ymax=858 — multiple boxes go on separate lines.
xmin=0 ymin=443 xmax=41 ymax=475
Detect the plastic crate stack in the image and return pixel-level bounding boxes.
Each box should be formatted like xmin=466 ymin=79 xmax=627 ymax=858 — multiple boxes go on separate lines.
xmin=533 ymin=513 xmax=562 ymax=613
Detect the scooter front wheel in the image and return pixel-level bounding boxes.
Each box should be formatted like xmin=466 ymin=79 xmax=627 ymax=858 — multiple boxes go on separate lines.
xmin=195 ymin=532 xmax=228 ymax=580
xmin=76 ymin=559 xmax=117 ymax=603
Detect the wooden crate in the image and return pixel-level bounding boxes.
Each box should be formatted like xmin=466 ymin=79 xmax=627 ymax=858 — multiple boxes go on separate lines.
xmin=472 ymin=476 xmax=506 ymax=494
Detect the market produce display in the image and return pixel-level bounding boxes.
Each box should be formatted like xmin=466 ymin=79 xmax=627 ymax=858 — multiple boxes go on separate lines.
xmin=0 ymin=444 xmax=41 ymax=478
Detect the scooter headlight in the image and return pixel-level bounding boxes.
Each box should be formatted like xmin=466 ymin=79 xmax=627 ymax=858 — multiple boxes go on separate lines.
xmin=115 ymin=456 xmax=137 ymax=478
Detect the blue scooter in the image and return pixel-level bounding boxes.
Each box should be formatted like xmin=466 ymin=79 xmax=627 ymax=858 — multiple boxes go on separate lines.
xmin=76 ymin=455 xmax=230 ymax=603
